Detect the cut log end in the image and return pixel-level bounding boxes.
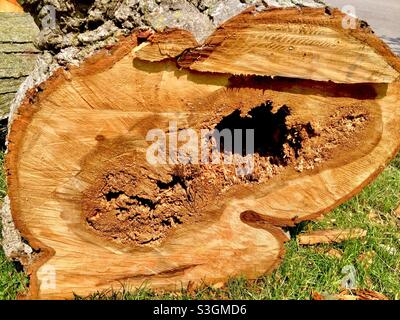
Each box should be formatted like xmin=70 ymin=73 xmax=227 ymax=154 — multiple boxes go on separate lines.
xmin=4 ymin=8 xmax=400 ymax=299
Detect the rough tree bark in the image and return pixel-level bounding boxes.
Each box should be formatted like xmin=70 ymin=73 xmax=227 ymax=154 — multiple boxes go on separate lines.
xmin=0 ymin=12 xmax=39 ymax=119
xmin=2 ymin=1 xmax=400 ymax=299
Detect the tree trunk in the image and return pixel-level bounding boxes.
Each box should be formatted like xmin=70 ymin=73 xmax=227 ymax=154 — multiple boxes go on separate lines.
xmin=0 ymin=12 xmax=39 ymax=119
xmin=2 ymin=3 xmax=400 ymax=299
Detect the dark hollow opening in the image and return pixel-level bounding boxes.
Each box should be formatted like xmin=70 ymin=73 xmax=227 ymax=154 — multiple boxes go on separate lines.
xmin=213 ymin=102 xmax=292 ymax=163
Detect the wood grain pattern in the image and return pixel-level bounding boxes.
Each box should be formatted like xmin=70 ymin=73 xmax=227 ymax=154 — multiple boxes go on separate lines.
xmin=5 ymin=8 xmax=400 ymax=299
xmin=178 ymin=8 xmax=400 ymax=84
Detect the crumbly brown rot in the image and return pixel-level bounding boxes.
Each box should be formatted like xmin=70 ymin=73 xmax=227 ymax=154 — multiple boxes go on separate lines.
xmin=83 ymin=100 xmax=371 ymax=247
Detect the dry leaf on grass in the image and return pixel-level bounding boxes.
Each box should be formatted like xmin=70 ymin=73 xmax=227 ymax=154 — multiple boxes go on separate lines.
xmin=367 ymin=210 xmax=385 ymax=224
xmin=326 ymin=248 xmax=343 ymax=259
xmin=358 ymin=251 xmax=376 ymax=268
xmin=315 ymin=247 xmax=343 ymax=258
xmin=394 ymin=205 xmax=400 ymax=219
xmin=211 ymin=282 xmax=225 ymax=290
xmin=313 ymin=289 xmax=389 ymax=300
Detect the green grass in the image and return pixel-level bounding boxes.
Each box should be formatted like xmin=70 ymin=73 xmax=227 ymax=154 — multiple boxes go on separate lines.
xmin=0 ymin=151 xmax=29 ymax=299
xmin=1 ymin=152 xmax=399 ymax=300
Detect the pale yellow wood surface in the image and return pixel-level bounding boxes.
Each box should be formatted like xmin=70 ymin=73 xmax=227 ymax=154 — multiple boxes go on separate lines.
xmin=0 ymin=0 xmax=23 ymax=13
xmin=298 ymin=228 xmax=367 ymax=245
xmin=6 ymin=8 xmax=400 ymax=299
xmin=179 ymin=8 xmax=400 ymax=83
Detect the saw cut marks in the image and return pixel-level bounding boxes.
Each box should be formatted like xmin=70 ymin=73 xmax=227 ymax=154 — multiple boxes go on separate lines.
xmin=178 ymin=8 xmax=399 ymax=84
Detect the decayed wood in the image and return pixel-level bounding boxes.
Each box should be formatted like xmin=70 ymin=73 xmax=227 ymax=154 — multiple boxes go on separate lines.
xmin=0 ymin=11 xmax=39 ymax=119
xmin=298 ymin=228 xmax=367 ymax=245
xmin=4 ymin=8 xmax=400 ymax=299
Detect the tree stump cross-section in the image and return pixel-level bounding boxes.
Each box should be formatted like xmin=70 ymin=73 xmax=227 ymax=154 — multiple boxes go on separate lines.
xmin=5 ymin=8 xmax=400 ymax=299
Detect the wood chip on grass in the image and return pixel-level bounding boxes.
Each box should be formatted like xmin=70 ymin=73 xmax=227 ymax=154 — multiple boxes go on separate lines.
xmin=394 ymin=205 xmax=400 ymax=219
xmin=298 ymin=228 xmax=367 ymax=245
xmin=313 ymin=289 xmax=389 ymax=300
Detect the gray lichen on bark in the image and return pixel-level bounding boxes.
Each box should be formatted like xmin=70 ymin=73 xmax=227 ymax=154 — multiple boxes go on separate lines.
xmin=1 ymin=51 xmax=55 ymax=266
xmin=1 ymin=197 xmax=33 ymax=263
xmin=2 ymin=0 xmax=324 ymax=264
